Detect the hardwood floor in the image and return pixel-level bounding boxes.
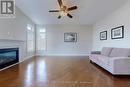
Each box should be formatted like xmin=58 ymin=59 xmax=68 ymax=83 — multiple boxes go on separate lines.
xmin=0 ymin=56 xmax=130 ymax=87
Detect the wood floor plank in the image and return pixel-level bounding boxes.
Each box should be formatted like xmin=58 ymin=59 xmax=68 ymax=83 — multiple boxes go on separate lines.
xmin=0 ymin=56 xmax=130 ymax=87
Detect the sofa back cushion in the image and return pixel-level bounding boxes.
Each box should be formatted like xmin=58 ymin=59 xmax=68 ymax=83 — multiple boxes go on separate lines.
xmin=101 ymin=47 xmax=113 ymax=56
xmin=110 ymin=48 xmax=130 ymax=57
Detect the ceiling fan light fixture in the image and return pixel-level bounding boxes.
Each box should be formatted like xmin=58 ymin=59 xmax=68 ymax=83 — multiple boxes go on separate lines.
xmin=60 ymin=11 xmax=67 ymax=16
xmin=49 ymin=0 xmax=77 ymax=19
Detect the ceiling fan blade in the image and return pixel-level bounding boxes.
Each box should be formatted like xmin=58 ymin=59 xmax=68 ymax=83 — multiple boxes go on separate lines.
xmin=67 ymin=13 xmax=73 ymax=18
xmin=58 ymin=0 xmax=63 ymax=7
xmin=68 ymin=6 xmax=78 ymax=11
xmin=49 ymin=10 xmax=60 ymax=12
xmin=58 ymin=15 xmax=61 ymax=19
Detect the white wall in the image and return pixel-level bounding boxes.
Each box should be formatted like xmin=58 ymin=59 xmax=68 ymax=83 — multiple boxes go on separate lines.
xmin=45 ymin=25 xmax=93 ymax=56
xmin=0 ymin=7 xmax=35 ymax=62
xmin=93 ymin=1 xmax=130 ymax=51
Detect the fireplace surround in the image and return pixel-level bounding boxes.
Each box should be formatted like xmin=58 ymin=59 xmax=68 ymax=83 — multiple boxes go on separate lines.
xmin=0 ymin=48 xmax=19 ymax=69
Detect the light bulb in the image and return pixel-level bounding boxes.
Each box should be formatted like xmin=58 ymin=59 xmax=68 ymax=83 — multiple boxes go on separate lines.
xmin=60 ymin=11 xmax=67 ymax=16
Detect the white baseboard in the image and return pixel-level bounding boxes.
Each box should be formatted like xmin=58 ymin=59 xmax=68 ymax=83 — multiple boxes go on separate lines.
xmin=0 ymin=63 xmax=19 ymax=71
xmin=0 ymin=55 xmax=35 ymax=71
xmin=45 ymin=54 xmax=90 ymax=56
xmin=0 ymin=54 xmax=89 ymax=71
xmin=20 ymin=55 xmax=35 ymax=63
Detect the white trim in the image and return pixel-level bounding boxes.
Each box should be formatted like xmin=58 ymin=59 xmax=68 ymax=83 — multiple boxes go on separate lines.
xmin=0 ymin=62 xmax=19 ymax=71
xmin=45 ymin=54 xmax=90 ymax=56
xmin=20 ymin=55 xmax=35 ymax=62
xmin=0 ymin=55 xmax=35 ymax=71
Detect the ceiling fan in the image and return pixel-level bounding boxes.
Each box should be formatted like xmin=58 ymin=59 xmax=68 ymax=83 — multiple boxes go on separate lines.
xmin=49 ymin=0 xmax=78 ymax=19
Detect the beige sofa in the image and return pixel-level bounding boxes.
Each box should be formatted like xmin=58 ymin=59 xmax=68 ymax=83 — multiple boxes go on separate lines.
xmin=89 ymin=47 xmax=130 ymax=75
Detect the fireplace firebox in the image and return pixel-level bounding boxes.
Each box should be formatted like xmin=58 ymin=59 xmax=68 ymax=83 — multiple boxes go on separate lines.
xmin=0 ymin=48 xmax=19 ymax=69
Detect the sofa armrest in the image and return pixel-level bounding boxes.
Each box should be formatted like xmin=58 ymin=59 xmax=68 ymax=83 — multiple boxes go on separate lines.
xmin=91 ymin=51 xmax=101 ymax=54
xmin=110 ymin=57 xmax=130 ymax=61
xmin=110 ymin=57 xmax=130 ymax=74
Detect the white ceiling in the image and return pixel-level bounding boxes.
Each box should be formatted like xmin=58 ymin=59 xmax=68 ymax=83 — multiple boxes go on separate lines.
xmin=16 ymin=0 xmax=128 ymax=25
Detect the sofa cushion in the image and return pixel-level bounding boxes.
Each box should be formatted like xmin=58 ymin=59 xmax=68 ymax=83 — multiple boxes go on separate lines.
xmin=110 ymin=48 xmax=130 ymax=57
xmin=97 ymin=56 xmax=110 ymax=66
xmin=101 ymin=47 xmax=113 ymax=56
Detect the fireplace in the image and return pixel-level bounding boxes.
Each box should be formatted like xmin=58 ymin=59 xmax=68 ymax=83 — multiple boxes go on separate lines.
xmin=0 ymin=48 xmax=19 ymax=69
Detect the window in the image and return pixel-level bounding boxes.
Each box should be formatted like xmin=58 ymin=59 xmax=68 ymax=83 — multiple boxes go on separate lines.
xmin=36 ymin=27 xmax=46 ymax=53
xmin=27 ymin=24 xmax=35 ymax=52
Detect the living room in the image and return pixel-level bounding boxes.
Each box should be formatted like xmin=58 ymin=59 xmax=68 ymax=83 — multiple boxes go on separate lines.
xmin=0 ymin=0 xmax=130 ymax=87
